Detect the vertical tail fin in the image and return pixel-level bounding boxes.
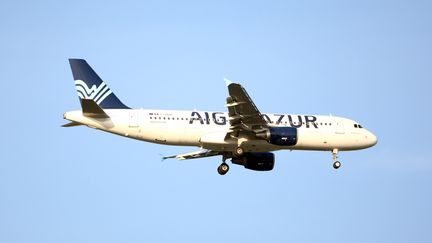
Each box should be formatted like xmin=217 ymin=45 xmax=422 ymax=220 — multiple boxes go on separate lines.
xmin=69 ymin=59 xmax=130 ymax=109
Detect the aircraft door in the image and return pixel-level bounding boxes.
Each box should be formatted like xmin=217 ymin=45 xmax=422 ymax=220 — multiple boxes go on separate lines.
xmin=129 ymin=111 xmax=139 ymax=127
xmin=334 ymin=117 xmax=345 ymax=134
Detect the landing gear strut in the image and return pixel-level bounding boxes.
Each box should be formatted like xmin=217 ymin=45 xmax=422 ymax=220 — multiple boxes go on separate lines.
xmin=332 ymin=149 xmax=341 ymax=169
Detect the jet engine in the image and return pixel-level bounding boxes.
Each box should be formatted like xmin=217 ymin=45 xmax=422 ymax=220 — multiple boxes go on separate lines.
xmin=256 ymin=127 xmax=298 ymax=146
xmin=232 ymin=152 xmax=275 ymax=171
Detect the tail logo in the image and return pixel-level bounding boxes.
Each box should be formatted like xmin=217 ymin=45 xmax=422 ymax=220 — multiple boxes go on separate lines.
xmin=74 ymin=80 xmax=113 ymax=105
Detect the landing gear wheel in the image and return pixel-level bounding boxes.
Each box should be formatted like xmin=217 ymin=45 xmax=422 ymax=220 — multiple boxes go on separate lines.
xmin=331 ymin=149 xmax=341 ymax=170
xmin=233 ymin=147 xmax=244 ymax=157
xmin=217 ymin=162 xmax=229 ymax=175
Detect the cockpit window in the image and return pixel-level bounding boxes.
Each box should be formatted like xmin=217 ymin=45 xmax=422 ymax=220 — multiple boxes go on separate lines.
xmin=358 ymin=124 xmax=363 ymax=128
xmin=354 ymin=124 xmax=358 ymax=128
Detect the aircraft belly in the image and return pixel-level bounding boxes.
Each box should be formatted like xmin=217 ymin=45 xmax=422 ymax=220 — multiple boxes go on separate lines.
xmin=138 ymin=123 xmax=202 ymax=146
xmin=199 ymin=132 xmax=235 ymax=151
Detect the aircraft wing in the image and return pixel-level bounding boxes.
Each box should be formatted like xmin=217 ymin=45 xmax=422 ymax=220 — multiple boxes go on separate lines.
xmin=162 ymin=149 xmax=222 ymax=160
xmin=225 ymin=79 xmax=268 ymax=138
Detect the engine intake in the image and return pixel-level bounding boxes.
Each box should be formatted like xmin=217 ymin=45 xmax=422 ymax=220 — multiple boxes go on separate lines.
xmin=256 ymin=127 xmax=297 ymax=146
xmin=232 ymin=152 xmax=275 ymax=171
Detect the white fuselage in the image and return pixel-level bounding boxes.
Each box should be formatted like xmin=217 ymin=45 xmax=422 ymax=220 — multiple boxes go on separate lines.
xmin=64 ymin=109 xmax=377 ymax=153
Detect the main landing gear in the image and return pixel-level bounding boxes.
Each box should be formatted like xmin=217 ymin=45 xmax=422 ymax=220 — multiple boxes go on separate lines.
xmin=233 ymin=146 xmax=244 ymax=157
xmin=217 ymin=154 xmax=230 ymax=175
xmin=217 ymin=147 xmax=244 ymax=175
xmin=332 ymin=149 xmax=341 ymax=169
xmin=217 ymin=162 xmax=229 ymax=175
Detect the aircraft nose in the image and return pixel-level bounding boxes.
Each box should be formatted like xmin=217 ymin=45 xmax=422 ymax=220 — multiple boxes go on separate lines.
xmin=367 ymin=131 xmax=378 ymax=147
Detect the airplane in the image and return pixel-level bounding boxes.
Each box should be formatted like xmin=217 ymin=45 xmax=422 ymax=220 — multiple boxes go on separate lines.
xmin=63 ymin=59 xmax=377 ymax=175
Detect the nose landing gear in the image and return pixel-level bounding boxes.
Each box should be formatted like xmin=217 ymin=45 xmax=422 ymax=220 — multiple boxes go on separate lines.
xmin=332 ymin=149 xmax=341 ymax=169
xmin=333 ymin=160 xmax=341 ymax=169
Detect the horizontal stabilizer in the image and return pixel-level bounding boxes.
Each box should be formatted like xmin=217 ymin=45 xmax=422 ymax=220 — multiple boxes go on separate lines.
xmin=62 ymin=121 xmax=83 ymax=127
xmin=80 ymin=99 xmax=110 ymax=118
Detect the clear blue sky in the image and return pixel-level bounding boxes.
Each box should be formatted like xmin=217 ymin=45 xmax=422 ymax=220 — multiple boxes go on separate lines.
xmin=1 ymin=0 xmax=431 ymax=242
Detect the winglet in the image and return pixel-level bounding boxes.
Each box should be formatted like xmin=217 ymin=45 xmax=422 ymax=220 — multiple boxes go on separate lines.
xmin=224 ymin=78 xmax=234 ymax=86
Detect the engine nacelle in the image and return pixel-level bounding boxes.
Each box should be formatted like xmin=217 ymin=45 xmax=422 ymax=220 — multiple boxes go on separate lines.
xmin=232 ymin=152 xmax=275 ymax=171
xmin=256 ymin=127 xmax=297 ymax=146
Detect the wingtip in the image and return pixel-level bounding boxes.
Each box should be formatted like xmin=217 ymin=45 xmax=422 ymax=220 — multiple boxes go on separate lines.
xmin=159 ymin=153 xmax=176 ymax=161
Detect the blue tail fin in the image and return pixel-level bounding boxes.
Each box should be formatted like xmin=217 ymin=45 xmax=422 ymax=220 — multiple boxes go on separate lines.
xmin=69 ymin=59 xmax=130 ymax=109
